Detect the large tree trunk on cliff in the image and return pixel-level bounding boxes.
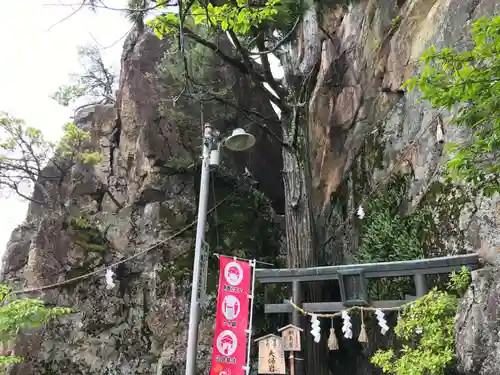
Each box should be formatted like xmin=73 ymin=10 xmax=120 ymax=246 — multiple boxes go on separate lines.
xmin=280 ymin=2 xmax=330 ymax=374
xmin=282 ymin=118 xmax=329 ymax=375
xmin=282 ymin=132 xmax=314 ymax=269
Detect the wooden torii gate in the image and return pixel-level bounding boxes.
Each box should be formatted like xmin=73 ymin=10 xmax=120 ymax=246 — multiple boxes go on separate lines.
xmin=254 ymin=254 xmax=480 ymax=374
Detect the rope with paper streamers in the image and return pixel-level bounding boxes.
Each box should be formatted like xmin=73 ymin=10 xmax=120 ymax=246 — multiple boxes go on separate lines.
xmin=288 ymin=297 xmax=414 ymax=318
xmin=289 ymin=298 xmax=417 ymax=349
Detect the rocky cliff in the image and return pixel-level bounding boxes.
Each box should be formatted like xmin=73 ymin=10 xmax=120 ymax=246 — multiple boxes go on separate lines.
xmin=301 ymin=0 xmax=500 ymax=263
xmin=2 ymin=0 xmax=500 ymax=375
xmin=0 ymin=30 xmax=284 ymax=375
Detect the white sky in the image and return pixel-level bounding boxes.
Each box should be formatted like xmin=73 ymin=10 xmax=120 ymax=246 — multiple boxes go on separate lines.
xmin=0 ymin=1 xmax=130 ymax=257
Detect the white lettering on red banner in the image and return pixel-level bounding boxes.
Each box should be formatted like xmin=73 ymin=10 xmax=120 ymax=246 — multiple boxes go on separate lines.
xmin=210 ymin=257 xmax=251 ymax=375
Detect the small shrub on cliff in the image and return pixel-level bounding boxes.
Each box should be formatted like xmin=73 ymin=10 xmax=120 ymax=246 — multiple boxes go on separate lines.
xmin=356 ymin=173 xmax=432 ymax=299
xmin=371 ymin=267 xmax=471 ymax=375
xmin=52 ymin=44 xmax=116 ymax=109
xmin=0 ymin=112 xmax=101 ymax=207
xmin=70 ymin=215 xmax=111 ymax=252
xmin=404 ymin=15 xmax=500 ymax=196
xmin=0 ymin=285 xmax=71 ymax=366
xmin=357 ymin=174 xmax=429 ymax=264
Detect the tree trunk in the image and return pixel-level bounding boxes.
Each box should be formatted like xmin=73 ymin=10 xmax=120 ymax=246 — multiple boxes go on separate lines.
xmin=279 ymin=1 xmax=331 ymax=373
xmin=282 ymin=132 xmax=314 ymax=269
xmin=282 ymin=117 xmax=329 ymax=375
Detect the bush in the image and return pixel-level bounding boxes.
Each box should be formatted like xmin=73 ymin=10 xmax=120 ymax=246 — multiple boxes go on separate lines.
xmin=371 ymin=267 xmax=471 ymax=375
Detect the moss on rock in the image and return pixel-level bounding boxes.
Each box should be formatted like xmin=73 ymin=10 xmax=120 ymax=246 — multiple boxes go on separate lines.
xmin=356 ymin=172 xmax=475 ymax=299
xmin=69 ymin=215 xmax=111 ymax=253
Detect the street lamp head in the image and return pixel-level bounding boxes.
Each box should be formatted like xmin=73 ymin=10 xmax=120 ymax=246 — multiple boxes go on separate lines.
xmin=224 ymin=128 xmax=256 ymax=152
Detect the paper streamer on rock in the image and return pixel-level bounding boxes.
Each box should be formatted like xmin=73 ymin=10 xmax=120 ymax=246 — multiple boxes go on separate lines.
xmin=105 ymin=269 xmax=115 ymax=289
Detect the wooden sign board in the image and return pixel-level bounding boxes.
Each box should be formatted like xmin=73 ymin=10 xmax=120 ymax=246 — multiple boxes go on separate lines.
xmin=278 ymin=324 xmax=303 ymax=352
xmin=255 ymin=334 xmax=286 ymax=374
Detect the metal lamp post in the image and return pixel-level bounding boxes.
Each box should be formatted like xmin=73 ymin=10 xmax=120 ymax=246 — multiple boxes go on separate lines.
xmin=185 ymin=123 xmax=256 ymax=375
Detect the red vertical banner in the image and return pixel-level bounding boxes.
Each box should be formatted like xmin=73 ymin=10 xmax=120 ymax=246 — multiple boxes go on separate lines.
xmin=210 ymin=256 xmax=251 ymax=375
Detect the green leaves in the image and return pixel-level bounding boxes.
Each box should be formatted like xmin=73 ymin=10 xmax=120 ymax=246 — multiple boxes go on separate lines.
xmin=150 ymin=12 xmax=180 ymax=37
xmin=59 ymin=122 xmax=102 ymax=164
xmin=448 ymin=266 xmax=472 ymax=294
xmin=0 ymin=113 xmax=102 ymax=205
xmin=0 ymin=285 xmax=71 ymax=366
xmin=51 ymin=85 xmax=87 ymax=107
xmin=356 ymin=174 xmax=434 ymax=300
xmin=371 ymin=268 xmax=471 ymax=375
xmin=357 ymin=174 xmax=428 ymax=265
xmin=51 ymin=44 xmax=115 ymax=108
xmin=149 ymin=0 xmax=282 ymax=37
xmin=403 ymin=15 xmax=500 ymax=196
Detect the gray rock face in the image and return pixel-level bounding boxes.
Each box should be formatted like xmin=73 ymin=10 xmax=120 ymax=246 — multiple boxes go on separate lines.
xmin=455 ymin=267 xmax=500 ymax=375
xmin=305 ymin=0 xmax=500 ymax=262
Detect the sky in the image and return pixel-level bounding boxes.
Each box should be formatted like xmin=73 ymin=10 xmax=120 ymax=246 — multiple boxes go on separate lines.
xmin=0 ymin=1 xmax=130 ymax=258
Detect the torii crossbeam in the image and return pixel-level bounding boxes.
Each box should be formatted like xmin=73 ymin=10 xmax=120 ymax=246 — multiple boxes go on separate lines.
xmin=255 ymin=253 xmax=480 ymax=315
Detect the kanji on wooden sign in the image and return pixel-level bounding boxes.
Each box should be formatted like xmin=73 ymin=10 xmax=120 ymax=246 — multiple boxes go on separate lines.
xmin=255 ymin=334 xmax=286 ymax=374
xmin=278 ymin=324 xmax=303 ymax=352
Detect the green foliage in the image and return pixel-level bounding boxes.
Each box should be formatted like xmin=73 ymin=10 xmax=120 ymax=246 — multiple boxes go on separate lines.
xmin=356 ymin=172 xmax=474 ymax=299
xmin=154 ymin=21 xmax=238 ymax=142
xmin=404 ymin=15 xmax=500 ymax=196
xmin=448 ymin=265 xmax=472 ymax=294
xmin=155 ymin=170 xmax=282 ymax=317
xmin=0 ymin=112 xmax=101 ymax=204
xmin=70 ymin=215 xmax=93 ymax=230
xmin=210 ymin=180 xmax=278 ymax=254
xmin=157 ymin=257 xmax=193 ymax=282
xmin=148 ymin=0 xmax=304 ymax=141
xmin=391 ymin=15 xmax=402 ymax=28
xmin=52 ymin=45 xmax=116 ymax=108
xmin=157 ymin=25 xmax=231 ymax=101
xmin=164 ymin=156 xmax=194 ymax=173
xmin=356 ymin=173 xmax=475 ymax=288
xmin=0 ymin=284 xmax=71 ymax=366
xmin=357 ymin=174 xmax=429 ymax=264
xmin=371 ymin=267 xmax=471 ymax=375
xmin=356 ymin=174 xmax=433 ymax=299
xmin=267 ymin=0 xmax=308 ymax=31
xmin=70 ymin=215 xmax=110 ymax=252
xmin=149 ymin=0 xmax=282 ymax=36
xmin=60 ymin=122 xmax=102 ymax=164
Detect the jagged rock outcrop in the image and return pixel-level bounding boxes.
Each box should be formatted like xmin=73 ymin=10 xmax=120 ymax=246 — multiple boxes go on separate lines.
xmin=0 ymin=28 xmax=283 ymax=375
xmin=455 ymin=267 xmax=500 ymax=375
xmin=301 ymin=0 xmax=500 ymax=264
